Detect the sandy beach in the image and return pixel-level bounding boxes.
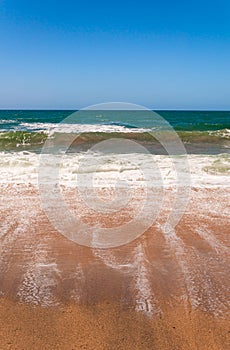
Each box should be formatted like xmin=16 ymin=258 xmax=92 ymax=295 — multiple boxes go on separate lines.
xmin=1 ymin=0 xmax=230 ymax=347
xmin=0 ymin=184 xmax=229 ymax=349
xmin=0 ymin=299 xmax=229 ymax=350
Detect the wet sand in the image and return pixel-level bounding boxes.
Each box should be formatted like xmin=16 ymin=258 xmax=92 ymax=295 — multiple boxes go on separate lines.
xmin=0 ymin=184 xmax=229 ymax=349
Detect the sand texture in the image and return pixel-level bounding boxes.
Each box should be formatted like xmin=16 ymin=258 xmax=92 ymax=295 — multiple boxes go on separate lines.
xmin=0 ymin=185 xmax=229 ymax=349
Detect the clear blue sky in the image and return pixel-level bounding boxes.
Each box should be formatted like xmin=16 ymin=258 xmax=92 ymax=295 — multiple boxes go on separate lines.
xmin=0 ymin=0 xmax=230 ymax=109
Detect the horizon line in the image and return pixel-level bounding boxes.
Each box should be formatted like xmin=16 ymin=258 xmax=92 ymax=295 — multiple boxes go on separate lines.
xmin=0 ymin=108 xmax=230 ymax=112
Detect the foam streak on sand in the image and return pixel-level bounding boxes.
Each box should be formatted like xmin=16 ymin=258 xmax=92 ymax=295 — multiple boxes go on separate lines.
xmin=195 ymin=226 xmax=229 ymax=254
xmin=162 ymin=228 xmax=197 ymax=311
xmin=133 ymin=242 xmax=161 ymax=316
xmin=162 ymin=223 xmax=230 ymax=316
xmin=70 ymin=263 xmax=85 ymax=302
xmin=17 ymin=239 xmax=61 ymax=306
xmin=0 ymin=218 xmax=35 ymax=271
xmin=93 ymin=249 xmax=133 ymax=272
xmin=93 ymin=242 xmax=160 ymax=316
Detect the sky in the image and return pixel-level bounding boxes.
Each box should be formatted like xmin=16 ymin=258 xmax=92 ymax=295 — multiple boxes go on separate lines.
xmin=0 ymin=0 xmax=230 ymax=110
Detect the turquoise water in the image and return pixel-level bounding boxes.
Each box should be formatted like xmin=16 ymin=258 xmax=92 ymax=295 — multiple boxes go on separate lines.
xmin=0 ymin=110 xmax=229 ymax=131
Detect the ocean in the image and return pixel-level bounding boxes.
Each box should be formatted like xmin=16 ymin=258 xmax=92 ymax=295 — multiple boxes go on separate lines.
xmin=0 ymin=110 xmax=229 ymax=154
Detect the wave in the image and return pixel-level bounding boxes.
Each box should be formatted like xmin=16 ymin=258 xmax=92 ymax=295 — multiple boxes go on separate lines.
xmin=0 ymin=131 xmax=47 ymax=150
xmin=18 ymin=122 xmax=150 ymax=133
xmin=107 ymin=121 xmax=139 ymax=129
xmin=0 ymin=129 xmax=229 ymax=153
xmin=0 ymin=119 xmax=18 ymax=124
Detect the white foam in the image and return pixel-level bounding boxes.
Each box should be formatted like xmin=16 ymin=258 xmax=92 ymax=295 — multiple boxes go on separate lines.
xmin=19 ymin=122 xmax=150 ymax=134
xmin=93 ymin=249 xmax=133 ymax=272
xmin=0 ymin=119 xmax=17 ymax=124
xmin=162 ymin=228 xmax=199 ymax=310
xmin=208 ymin=128 xmax=230 ymax=139
xmin=0 ymin=152 xmax=229 ymax=188
xmin=161 ymin=227 xmax=230 ymax=316
xmin=133 ymin=242 xmax=161 ymax=316
xmin=17 ymin=240 xmax=61 ymax=306
xmin=93 ymin=242 xmax=161 ymax=316
xmin=195 ymin=227 xmax=229 ymax=254
xmin=68 ymin=263 xmax=85 ymax=302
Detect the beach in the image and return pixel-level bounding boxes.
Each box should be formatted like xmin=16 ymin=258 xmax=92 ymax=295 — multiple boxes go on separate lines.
xmin=0 ymin=299 xmax=229 ymax=349
xmin=0 ymin=110 xmax=229 ymax=349
xmin=1 ymin=0 xmax=230 ymax=344
xmin=0 ymin=183 xmax=229 ymax=349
